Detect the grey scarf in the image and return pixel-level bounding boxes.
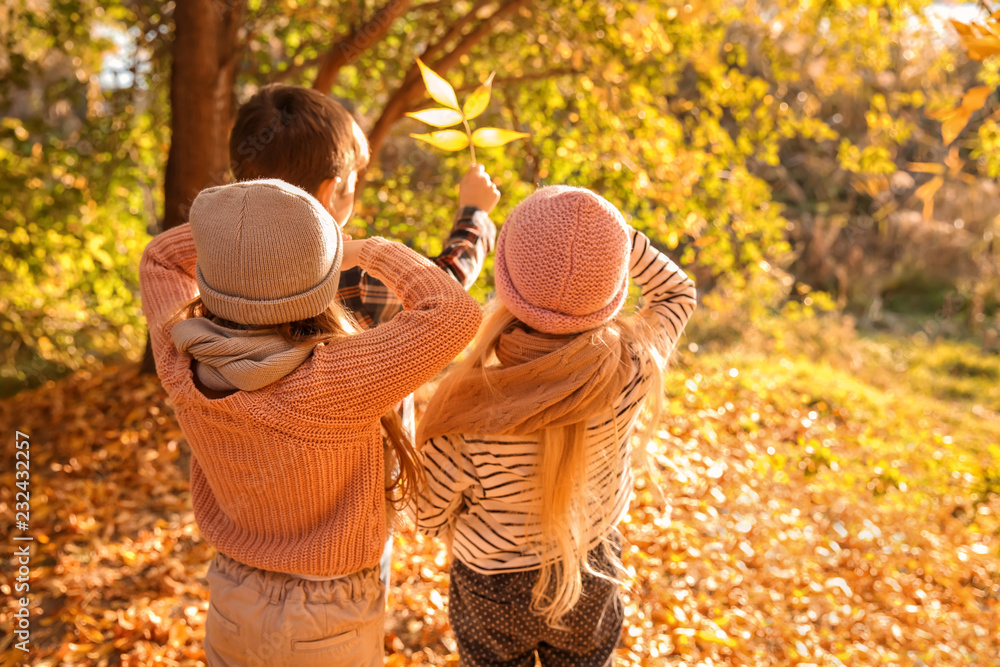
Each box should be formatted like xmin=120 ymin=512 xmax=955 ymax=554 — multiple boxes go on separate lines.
xmin=171 ymin=317 xmax=315 ymax=392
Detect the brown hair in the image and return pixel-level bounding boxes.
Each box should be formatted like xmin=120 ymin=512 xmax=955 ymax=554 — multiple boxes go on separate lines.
xmin=166 ymin=296 xmax=424 ymax=512
xmin=229 ymin=84 xmax=371 ymax=196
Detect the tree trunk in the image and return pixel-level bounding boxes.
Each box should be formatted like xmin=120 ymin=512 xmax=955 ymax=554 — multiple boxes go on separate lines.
xmin=162 ymin=0 xmax=245 ymax=230
xmin=142 ymin=0 xmax=525 ymax=372
xmin=141 ymin=0 xmax=245 ymax=373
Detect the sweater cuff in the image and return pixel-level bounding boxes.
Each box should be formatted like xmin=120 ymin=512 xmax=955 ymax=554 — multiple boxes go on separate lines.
xmin=357 ymin=236 xmax=393 ymax=274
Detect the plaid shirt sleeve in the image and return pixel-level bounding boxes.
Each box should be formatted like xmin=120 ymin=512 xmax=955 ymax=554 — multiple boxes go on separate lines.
xmin=429 ymin=206 xmax=497 ymax=289
xmin=336 ymin=206 xmax=497 ymax=329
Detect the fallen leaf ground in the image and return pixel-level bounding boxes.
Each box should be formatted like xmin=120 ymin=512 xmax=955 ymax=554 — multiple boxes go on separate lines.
xmin=1 ymin=325 xmax=999 ymax=666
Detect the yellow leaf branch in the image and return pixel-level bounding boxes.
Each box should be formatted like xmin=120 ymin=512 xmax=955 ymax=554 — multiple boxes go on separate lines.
xmin=407 ymin=57 xmax=529 ymax=164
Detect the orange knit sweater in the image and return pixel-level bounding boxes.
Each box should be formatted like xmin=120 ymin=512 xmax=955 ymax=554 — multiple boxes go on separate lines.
xmin=140 ymin=224 xmax=483 ymax=576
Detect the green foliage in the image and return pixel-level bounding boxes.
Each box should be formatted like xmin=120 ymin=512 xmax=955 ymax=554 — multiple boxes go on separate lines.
xmin=973 ymin=119 xmax=1000 ymax=177
xmin=0 ymin=0 xmax=167 ymax=391
xmin=2 ymin=0 xmax=993 ymax=389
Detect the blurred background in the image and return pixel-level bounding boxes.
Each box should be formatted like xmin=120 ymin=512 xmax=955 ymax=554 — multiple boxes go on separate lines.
xmin=1 ymin=1 xmax=999 ymax=665
xmin=1 ymin=0 xmax=997 ymax=392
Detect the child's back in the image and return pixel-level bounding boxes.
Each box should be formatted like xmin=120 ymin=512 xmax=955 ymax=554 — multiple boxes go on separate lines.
xmin=417 ymin=186 xmax=697 ymax=666
xmin=141 ymin=179 xmax=483 ymax=665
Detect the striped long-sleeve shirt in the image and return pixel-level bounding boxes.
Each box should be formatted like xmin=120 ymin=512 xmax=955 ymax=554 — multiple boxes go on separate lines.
xmin=416 ymin=229 xmax=697 ymax=574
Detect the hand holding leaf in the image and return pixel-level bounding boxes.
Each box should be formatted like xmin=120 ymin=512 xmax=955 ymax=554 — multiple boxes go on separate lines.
xmin=407 ymin=58 xmax=529 ymax=163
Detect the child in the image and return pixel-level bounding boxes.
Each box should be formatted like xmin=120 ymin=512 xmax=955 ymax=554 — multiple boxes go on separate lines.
xmin=229 ymin=83 xmax=499 ymax=589
xmin=416 ymin=186 xmax=697 ymax=666
xmin=229 ymin=83 xmax=499 ymax=330
xmin=140 ymin=179 xmax=483 ymax=665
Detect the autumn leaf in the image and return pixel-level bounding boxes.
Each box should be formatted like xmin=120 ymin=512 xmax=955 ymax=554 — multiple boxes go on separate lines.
xmin=962 ymin=85 xmax=993 ymax=111
xmin=941 ymin=111 xmax=971 ymax=145
xmin=463 ymin=72 xmax=495 ymax=121
xmin=416 ymin=57 xmax=459 ymax=110
xmin=914 ymin=176 xmax=943 ymax=219
xmin=963 ymin=36 xmax=1000 ymax=60
xmin=471 ymin=127 xmax=531 ymax=148
xmin=410 ymin=130 xmax=470 ymax=151
xmin=853 ymin=176 xmax=890 ymax=198
xmin=405 ymin=108 xmax=464 ymax=128
xmin=950 ymin=19 xmax=975 ymax=38
xmin=410 ymin=60 xmax=528 ymax=163
xmin=906 ymin=162 xmax=945 ymax=175
xmin=936 ymin=87 xmax=993 ymax=145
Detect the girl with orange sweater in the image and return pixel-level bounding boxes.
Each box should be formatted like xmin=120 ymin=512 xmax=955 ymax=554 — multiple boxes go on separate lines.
xmin=140 ymin=179 xmax=482 ymax=666
xmin=416 ymin=186 xmax=697 ymax=667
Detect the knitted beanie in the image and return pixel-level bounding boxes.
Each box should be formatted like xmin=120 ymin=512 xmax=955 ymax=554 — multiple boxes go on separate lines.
xmin=495 ymin=185 xmax=631 ymax=335
xmin=188 ymin=179 xmax=343 ymax=326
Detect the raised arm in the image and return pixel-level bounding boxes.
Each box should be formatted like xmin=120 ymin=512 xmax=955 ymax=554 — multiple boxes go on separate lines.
xmin=343 ymin=166 xmax=499 ymax=327
xmin=310 ymin=237 xmax=483 ymax=418
xmin=344 ymin=206 xmax=496 ymax=327
xmin=431 ymin=206 xmax=497 ymax=289
xmin=437 ymin=165 xmax=500 ymax=288
xmin=139 ymin=224 xmax=199 ymax=376
xmin=629 ymin=229 xmax=697 ymax=357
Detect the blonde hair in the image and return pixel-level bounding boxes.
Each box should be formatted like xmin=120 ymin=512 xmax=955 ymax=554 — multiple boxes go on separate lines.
xmin=433 ymin=301 xmax=668 ymax=627
xmin=166 ymin=297 xmax=424 ymax=511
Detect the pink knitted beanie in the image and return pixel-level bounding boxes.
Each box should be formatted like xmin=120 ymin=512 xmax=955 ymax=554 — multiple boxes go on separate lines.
xmin=189 ymin=179 xmax=343 ymax=326
xmin=495 ymin=186 xmax=631 ymax=335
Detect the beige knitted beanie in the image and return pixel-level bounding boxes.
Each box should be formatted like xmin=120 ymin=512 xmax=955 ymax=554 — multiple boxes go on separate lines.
xmin=189 ymin=179 xmax=343 ymax=326
xmin=495 ymin=185 xmax=631 ymax=335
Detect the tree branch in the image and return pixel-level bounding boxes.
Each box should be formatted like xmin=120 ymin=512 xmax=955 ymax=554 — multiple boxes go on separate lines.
xmin=450 ymin=68 xmax=581 ymax=96
xmin=374 ymin=0 xmax=496 ymax=121
xmin=365 ymin=0 xmax=531 ymax=168
xmin=422 ymin=0 xmax=528 ymax=82
xmin=420 ymin=0 xmax=495 ymax=65
xmin=500 ymin=85 xmax=540 ymax=184
xmin=312 ymin=0 xmax=413 ymax=93
xmin=411 ymin=0 xmax=453 ymax=13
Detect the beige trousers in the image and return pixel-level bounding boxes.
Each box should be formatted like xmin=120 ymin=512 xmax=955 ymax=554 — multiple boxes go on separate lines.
xmin=204 ymin=551 xmax=385 ymax=667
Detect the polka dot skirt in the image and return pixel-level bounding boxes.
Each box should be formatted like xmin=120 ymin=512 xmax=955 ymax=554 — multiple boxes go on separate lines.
xmin=448 ymin=540 xmax=624 ymax=667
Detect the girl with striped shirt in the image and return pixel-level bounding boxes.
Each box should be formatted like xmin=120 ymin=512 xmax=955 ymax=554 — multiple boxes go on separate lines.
xmin=416 ymin=186 xmax=697 ymax=666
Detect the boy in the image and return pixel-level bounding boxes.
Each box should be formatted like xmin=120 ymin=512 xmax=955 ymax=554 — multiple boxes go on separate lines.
xmin=229 ymin=83 xmax=500 ymax=330
xmin=226 ymin=83 xmax=500 ymax=592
